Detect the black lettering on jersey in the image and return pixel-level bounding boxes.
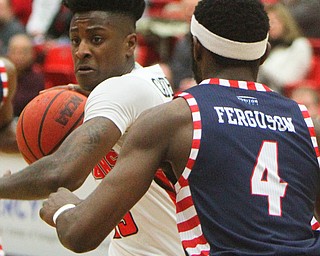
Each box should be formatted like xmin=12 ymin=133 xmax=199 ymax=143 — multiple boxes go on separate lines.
xmin=152 ymin=77 xmax=173 ymax=98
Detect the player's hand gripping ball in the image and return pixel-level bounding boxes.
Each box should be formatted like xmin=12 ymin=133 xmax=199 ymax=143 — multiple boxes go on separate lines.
xmin=16 ymin=88 xmax=87 ymax=164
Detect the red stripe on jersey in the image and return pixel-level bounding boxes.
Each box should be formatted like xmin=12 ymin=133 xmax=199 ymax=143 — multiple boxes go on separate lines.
xmin=299 ymin=104 xmax=320 ymax=159
xmin=192 ymin=139 xmax=201 ymax=149
xmin=194 ymin=121 xmax=202 ymax=130
xmin=182 ymin=235 xmax=210 ymax=252
xmin=176 ymin=195 xmax=194 ymax=212
xmin=301 ymin=110 xmax=310 ymax=119
xmin=206 ymin=78 xmax=272 ymax=92
xmin=177 ymin=176 xmax=189 ymax=187
xmin=186 ymin=159 xmax=195 ymax=170
xmin=312 ymin=221 xmax=320 ymax=230
xmin=154 ymin=169 xmax=176 ymax=203
xmin=309 ymin=127 xmax=316 ymax=137
xmin=190 ymin=104 xmax=199 ymax=112
xmin=177 ymin=214 xmax=200 ymax=232
xmin=229 ymin=79 xmax=239 ymax=88
xmin=247 ymin=81 xmax=257 ymax=90
xmin=176 ymin=92 xmax=210 ymax=255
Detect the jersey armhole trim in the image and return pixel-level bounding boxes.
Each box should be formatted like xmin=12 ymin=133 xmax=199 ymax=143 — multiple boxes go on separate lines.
xmin=299 ymin=104 xmax=320 ymax=167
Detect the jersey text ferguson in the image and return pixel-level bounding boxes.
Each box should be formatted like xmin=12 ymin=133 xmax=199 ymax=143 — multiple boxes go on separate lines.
xmin=214 ymin=106 xmax=295 ymax=132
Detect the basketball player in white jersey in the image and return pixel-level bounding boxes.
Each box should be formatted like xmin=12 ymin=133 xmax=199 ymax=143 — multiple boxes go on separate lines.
xmin=0 ymin=0 xmax=184 ymax=255
xmin=39 ymin=0 xmax=320 ymax=255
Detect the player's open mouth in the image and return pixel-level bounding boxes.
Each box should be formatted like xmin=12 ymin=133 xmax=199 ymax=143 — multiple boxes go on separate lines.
xmin=77 ymin=65 xmax=95 ymax=74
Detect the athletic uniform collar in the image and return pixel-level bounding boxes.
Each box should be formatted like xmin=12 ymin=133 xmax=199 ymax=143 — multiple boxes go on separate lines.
xmin=200 ymin=78 xmax=273 ymax=92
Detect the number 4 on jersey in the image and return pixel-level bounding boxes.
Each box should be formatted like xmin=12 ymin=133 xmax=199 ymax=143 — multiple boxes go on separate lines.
xmin=251 ymin=141 xmax=288 ymax=216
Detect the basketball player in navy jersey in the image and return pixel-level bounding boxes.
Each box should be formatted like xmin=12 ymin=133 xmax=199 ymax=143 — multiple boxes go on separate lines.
xmin=0 ymin=0 xmax=184 ymax=255
xmin=39 ymin=0 xmax=320 ymax=255
xmin=0 ymin=57 xmax=18 ymax=153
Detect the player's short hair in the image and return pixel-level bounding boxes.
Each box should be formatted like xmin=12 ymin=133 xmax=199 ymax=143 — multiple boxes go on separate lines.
xmin=63 ymin=0 xmax=146 ymax=22
xmin=194 ymin=0 xmax=270 ymax=65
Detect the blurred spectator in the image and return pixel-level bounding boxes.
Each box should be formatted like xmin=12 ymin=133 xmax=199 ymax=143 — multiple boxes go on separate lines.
xmin=11 ymin=0 xmax=32 ymax=26
xmin=258 ymin=3 xmax=313 ymax=94
xmin=168 ymin=34 xmax=193 ymax=91
xmin=0 ymin=57 xmax=18 ymax=153
xmin=26 ymin=0 xmax=69 ymax=41
xmin=261 ymin=0 xmax=280 ymax=5
xmin=290 ymin=84 xmax=320 ymax=120
xmin=42 ymin=42 xmax=77 ymax=89
xmin=166 ymin=0 xmax=198 ymax=92
xmin=0 ymin=0 xmax=25 ymax=55
xmin=282 ymin=0 xmax=320 ymax=38
xmin=6 ymin=33 xmax=45 ymax=116
xmin=46 ymin=4 xmax=72 ymax=40
xmin=289 ymin=81 xmax=320 ymax=144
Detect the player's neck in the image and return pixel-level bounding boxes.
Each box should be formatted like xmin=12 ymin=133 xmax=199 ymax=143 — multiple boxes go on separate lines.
xmin=205 ymin=67 xmax=258 ymax=83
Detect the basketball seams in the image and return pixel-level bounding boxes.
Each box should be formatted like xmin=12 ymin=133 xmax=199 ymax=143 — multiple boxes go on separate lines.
xmin=19 ymin=109 xmax=37 ymax=163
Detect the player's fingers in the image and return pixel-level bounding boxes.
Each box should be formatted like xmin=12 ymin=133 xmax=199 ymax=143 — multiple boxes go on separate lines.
xmin=68 ymin=84 xmax=90 ymax=97
xmin=39 ymin=200 xmax=56 ymax=227
xmin=39 ymin=85 xmax=69 ymax=94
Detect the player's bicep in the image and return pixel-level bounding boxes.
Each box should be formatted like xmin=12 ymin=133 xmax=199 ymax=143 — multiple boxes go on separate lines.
xmin=119 ymin=105 xmax=170 ymax=174
xmin=51 ymin=117 xmax=121 ymax=183
xmin=63 ymin=113 xmax=167 ymax=246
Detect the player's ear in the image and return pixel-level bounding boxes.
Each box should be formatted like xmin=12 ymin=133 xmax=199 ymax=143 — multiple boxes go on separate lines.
xmin=125 ymin=33 xmax=137 ymax=58
xmin=260 ymin=42 xmax=271 ymax=66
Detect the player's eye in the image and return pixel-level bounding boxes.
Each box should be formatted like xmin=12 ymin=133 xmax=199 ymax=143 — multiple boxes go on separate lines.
xmin=70 ymin=37 xmax=80 ymax=46
xmin=92 ymin=36 xmax=103 ymax=45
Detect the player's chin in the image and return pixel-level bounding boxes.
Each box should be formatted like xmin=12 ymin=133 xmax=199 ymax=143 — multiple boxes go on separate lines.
xmin=76 ymin=76 xmax=100 ymax=92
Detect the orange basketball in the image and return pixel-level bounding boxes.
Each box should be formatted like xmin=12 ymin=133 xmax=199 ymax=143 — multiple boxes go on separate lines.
xmin=16 ymin=88 xmax=87 ymax=164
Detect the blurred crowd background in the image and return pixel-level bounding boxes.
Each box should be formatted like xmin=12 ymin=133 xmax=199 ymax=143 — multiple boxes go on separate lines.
xmin=1 ymin=0 xmax=320 ymax=119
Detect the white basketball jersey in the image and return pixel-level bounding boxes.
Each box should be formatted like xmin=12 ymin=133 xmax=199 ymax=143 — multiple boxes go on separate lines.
xmin=84 ymin=64 xmax=185 ymax=255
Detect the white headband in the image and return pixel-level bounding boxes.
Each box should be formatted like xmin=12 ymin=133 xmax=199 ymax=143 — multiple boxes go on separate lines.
xmin=190 ymin=15 xmax=269 ymax=61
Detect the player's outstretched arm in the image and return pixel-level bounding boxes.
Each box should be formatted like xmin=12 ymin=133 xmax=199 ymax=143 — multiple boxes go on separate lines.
xmin=39 ymin=98 xmax=193 ymax=252
xmin=0 ymin=117 xmax=121 ymax=200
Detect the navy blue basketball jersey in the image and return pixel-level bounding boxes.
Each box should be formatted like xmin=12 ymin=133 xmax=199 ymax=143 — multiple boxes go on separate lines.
xmin=175 ymin=78 xmax=320 ymax=255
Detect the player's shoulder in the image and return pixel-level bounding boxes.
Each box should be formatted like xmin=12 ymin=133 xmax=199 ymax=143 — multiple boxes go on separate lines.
xmin=93 ymin=63 xmax=172 ymax=98
xmin=94 ymin=63 xmax=157 ymax=90
xmin=142 ymin=96 xmax=191 ymax=127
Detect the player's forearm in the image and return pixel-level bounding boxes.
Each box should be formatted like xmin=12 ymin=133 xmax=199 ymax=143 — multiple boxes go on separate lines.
xmin=55 ymin=180 xmax=131 ymax=253
xmin=0 ymin=156 xmax=62 ymax=200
